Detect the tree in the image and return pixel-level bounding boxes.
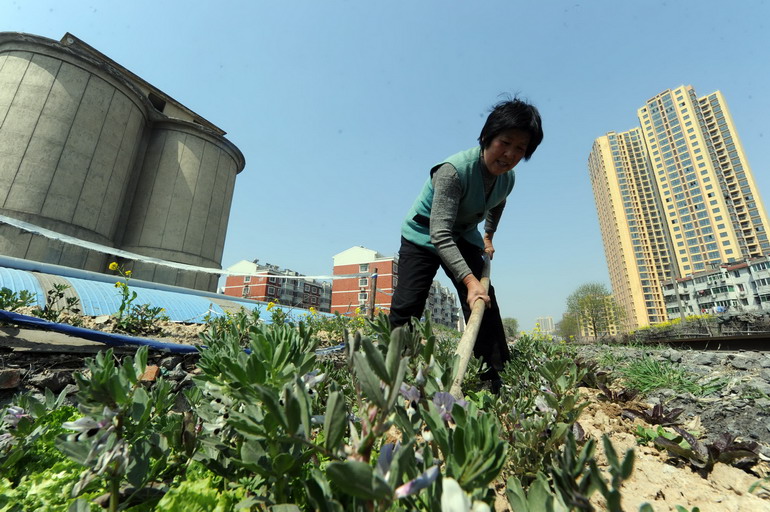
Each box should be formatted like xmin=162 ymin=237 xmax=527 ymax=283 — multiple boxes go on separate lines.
xmin=565 ymin=282 xmax=624 ymax=340
xmin=555 ymin=313 xmax=579 ymax=341
xmin=502 ymin=317 xmax=519 ymax=338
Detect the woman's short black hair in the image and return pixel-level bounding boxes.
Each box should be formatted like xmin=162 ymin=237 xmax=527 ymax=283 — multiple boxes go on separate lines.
xmin=478 ymin=97 xmax=543 ymax=160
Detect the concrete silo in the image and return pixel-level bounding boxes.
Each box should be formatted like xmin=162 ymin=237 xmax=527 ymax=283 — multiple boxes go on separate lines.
xmin=0 ymin=32 xmax=245 ymax=292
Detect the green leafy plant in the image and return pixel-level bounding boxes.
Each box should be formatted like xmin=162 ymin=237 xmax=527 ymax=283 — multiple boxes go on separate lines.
xmin=619 ymin=355 xmax=701 ymax=394
xmin=597 ymin=383 xmax=639 ymax=403
xmin=634 ymin=425 xmax=682 ymax=447
xmin=190 ymin=312 xmax=509 ymax=510
xmin=506 ymin=433 xmax=636 ymax=512
xmin=0 ymin=389 xmax=76 ymax=481
xmin=57 ymin=346 xmax=184 ymax=511
xmin=490 ymin=334 xmax=589 ymax=487
xmin=109 ymin=262 xmax=169 ymax=335
xmin=749 ymin=473 xmax=770 ymax=497
xmin=1 ymin=311 xmax=683 ymax=511
xmin=622 ymin=404 xmax=684 ymax=426
xmin=0 ymin=286 xmax=35 ymax=312
xmin=574 ymin=357 xmax=609 ymax=389
xmin=654 ymin=428 xmax=760 ymax=474
xmin=31 ymin=283 xmax=82 ymax=325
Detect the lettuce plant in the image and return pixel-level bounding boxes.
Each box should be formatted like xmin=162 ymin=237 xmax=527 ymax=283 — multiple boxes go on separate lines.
xmin=597 ymin=384 xmax=639 ymax=404
xmin=621 ymin=404 xmax=684 ymax=426
xmin=655 ymin=428 xmax=760 ymax=473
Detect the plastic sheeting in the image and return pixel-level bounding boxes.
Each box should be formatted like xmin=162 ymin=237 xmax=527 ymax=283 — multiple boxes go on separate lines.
xmin=0 ymin=266 xmax=316 ymax=324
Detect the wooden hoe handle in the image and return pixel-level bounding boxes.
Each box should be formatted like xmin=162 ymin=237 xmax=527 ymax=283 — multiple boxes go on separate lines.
xmin=449 ymin=253 xmax=491 ymax=399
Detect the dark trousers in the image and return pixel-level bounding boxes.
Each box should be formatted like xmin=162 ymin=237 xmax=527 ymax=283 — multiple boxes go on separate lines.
xmin=388 ymin=236 xmax=510 ymax=375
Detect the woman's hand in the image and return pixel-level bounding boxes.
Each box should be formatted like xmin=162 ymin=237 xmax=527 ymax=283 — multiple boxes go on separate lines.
xmin=462 ymin=274 xmax=490 ymax=309
xmin=483 ymin=232 xmax=495 ymax=260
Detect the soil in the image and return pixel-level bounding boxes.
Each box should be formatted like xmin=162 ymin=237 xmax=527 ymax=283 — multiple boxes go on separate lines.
xmin=2 ymin=315 xmax=769 ymax=511
xmin=569 ymin=344 xmax=770 ymax=512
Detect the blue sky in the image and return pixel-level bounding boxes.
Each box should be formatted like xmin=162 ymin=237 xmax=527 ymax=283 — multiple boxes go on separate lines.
xmin=4 ymin=1 xmax=769 ymax=330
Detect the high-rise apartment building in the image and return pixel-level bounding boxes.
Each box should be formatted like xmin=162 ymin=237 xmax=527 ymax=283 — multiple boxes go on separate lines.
xmin=535 ymin=316 xmax=555 ymax=334
xmin=589 ymin=85 xmax=770 ymax=330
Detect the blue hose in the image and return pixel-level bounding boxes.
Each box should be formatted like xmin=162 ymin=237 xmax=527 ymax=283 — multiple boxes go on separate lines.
xmin=0 ymin=309 xmax=199 ymax=354
xmin=0 ymin=310 xmax=346 ymax=356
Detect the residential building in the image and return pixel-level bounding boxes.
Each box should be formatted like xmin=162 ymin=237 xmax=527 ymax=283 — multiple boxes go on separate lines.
xmin=535 ymin=316 xmax=555 ymax=334
xmin=578 ymin=296 xmax=621 ymax=341
xmin=0 ymin=32 xmax=245 ymax=292
xmin=662 ymin=256 xmax=770 ymax=317
xmin=222 ymin=260 xmax=331 ymax=312
xmin=588 ymin=85 xmax=770 ymax=330
xmin=331 ymin=246 xmax=460 ymax=329
xmin=425 ymin=281 xmax=460 ymax=329
xmin=331 ymin=246 xmax=397 ymax=316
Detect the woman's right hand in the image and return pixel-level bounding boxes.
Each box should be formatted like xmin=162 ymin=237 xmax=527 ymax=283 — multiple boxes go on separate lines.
xmin=462 ymin=274 xmax=490 ymax=309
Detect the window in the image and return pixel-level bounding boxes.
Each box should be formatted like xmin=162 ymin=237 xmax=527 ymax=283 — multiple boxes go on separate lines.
xmin=244 ymin=276 xmax=251 ymax=283
xmin=243 ymin=285 xmax=250 ymax=295
xmin=359 ymin=263 xmax=369 ymax=272
xmin=359 ymin=277 xmax=369 ymax=287
xmin=359 ymin=292 xmax=368 ymax=301
xmin=268 ymin=286 xmax=275 ymax=295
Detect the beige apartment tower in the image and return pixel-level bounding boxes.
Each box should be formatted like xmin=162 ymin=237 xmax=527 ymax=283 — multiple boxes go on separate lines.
xmin=589 ymin=85 xmax=770 ymax=330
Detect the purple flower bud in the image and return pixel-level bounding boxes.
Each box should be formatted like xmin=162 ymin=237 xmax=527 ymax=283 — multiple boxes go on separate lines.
xmin=415 ymin=366 xmax=426 ymax=386
xmin=400 ymin=384 xmax=421 ymax=405
xmin=376 ymin=441 xmax=399 ymax=478
xmin=2 ymin=406 xmax=29 ymax=428
xmin=394 ymin=465 xmax=439 ymax=498
xmin=432 ymin=392 xmax=467 ymax=422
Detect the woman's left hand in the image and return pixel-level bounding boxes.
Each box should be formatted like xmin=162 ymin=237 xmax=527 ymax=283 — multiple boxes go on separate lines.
xmin=483 ymin=232 xmax=495 ymax=260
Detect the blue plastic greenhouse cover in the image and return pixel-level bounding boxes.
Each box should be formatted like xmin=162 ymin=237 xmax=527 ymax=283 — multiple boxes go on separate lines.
xmin=64 ymin=276 xmax=226 ymax=322
xmin=0 ymin=267 xmax=326 ymax=324
xmin=0 ymin=267 xmax=46 ymax=305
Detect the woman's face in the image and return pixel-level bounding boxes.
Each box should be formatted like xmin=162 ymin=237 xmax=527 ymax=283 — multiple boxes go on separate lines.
xmin=482 ymin=129 xmax=530 ymax=176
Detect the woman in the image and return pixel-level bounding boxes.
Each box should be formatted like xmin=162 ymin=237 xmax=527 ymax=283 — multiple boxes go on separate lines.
xmin=388 ymin=98 xmax=543 ymax=392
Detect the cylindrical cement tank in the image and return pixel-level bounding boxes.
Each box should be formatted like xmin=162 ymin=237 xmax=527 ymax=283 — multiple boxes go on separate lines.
xmin=0 ymin=33 xmax=149 ymax=272
xmin=118 ymin=120 xmax=243 ymax=291
xmin=0 ymin=33 xmax=245 ymax=293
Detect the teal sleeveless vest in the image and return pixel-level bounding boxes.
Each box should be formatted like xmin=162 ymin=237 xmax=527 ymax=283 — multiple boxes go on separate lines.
xmin=401 ymin=146 xmax=515 ymax=251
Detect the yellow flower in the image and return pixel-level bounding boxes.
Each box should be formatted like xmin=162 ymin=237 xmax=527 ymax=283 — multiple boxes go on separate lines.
xmin=125 ymin=270 xmax=132 ymax=277
xmin=267 ymin=301 xmax=275 ymax=311
xmin=109 ymin=262 xmax=119 ymax=271
xmin=309 ymin=307 xmax=317 ymax=315
xmin=114 ymin=281 xmax=123 ymax=288
xmin=355 ymin=307 xmax=361 ymax=315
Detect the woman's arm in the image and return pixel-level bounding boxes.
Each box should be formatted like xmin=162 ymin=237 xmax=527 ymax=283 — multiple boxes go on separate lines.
xmin=483 ymin=200 xmax=506 ymax=259
xmin=430 ymin=164 xmax=490 ymax=308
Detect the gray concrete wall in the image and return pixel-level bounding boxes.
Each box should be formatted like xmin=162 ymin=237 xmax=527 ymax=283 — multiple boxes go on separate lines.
xmin=118 ymin=121 xmax=240 ymax=290
xmin=0 ymin=33 xmax=245 ymax=292
xmin=0 ymin=41 xmax=148 ymax=273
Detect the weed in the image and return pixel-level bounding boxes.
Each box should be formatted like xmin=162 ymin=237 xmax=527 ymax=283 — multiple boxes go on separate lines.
xmin=108 ymin=262 xmax=168 ymax=335
xmin=619 ymin=354 xmax=701 ymax=394
xmin=31 ymin=283 xmax=82 ymax=325
xmin=0 ymin=287 xmax=35 ymax=312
